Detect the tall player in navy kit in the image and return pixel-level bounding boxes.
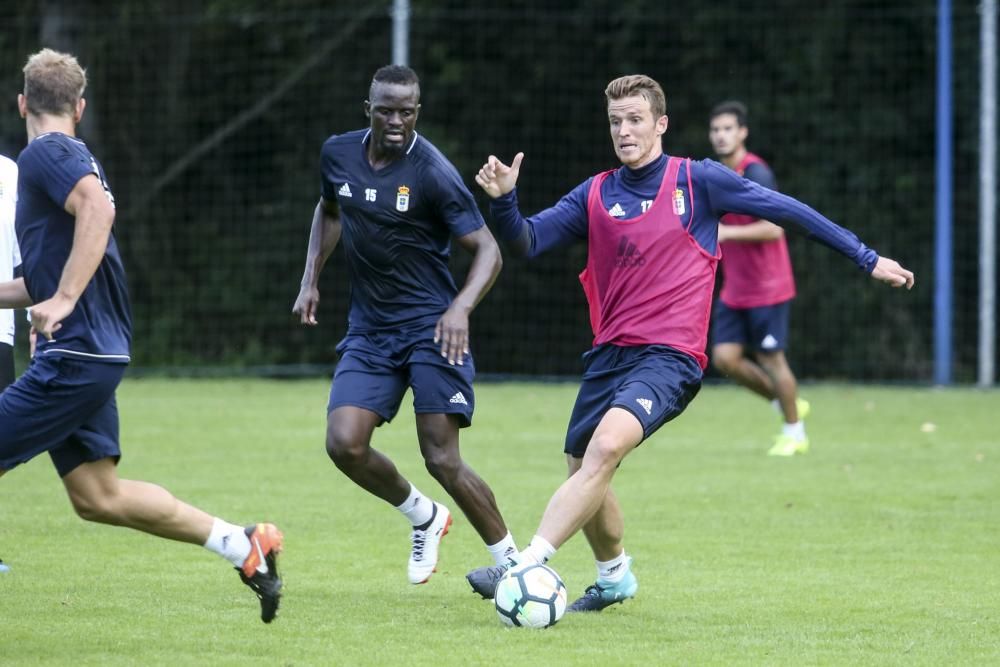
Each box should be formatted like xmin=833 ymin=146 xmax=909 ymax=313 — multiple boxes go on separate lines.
xmin=466 ymin=75 xmax=914 ymax=613
xmin=0 ymin=49 xmax=284 ymax=623
xmin=292 ymin=66 xmax=517 ymax=585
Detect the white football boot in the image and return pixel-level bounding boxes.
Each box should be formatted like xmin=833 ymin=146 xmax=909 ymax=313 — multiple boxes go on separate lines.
xmin=408 ymin=502 xmax=452 ymax=584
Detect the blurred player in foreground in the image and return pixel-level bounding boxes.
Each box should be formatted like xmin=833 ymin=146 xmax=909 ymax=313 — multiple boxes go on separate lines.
xmin=708 ymin=100 xmax=810 ymax=456
xmin=466 ymin=74 xmax=913 ymax=612
xmin=292 ymin=65 xmax=517 ymax=585
xmin=0 ymin=153 xmax=19 ymax=395
xmin=0 ymin=49 xmax=284 ymax=622
xmin=0 ymin=151 xmax=18 ymax=573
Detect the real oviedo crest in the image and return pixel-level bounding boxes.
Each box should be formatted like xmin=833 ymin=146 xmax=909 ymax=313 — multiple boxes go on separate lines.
xmin=396 ymin=185 xmax=410 ymax=212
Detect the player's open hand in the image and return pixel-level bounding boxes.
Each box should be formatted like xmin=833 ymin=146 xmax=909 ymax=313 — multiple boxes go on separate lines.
xmin=435 ymin=306 xmax=470 ymax=366
xmin=30 ymin=294 xmax=75 ymax=341
xmin=871 ymin=256 xmax=915 ymax=289
xmin=475 ymin=153 xmax=524 ymax=199
xmin=293 ymin=285 xmax=321 ymax=325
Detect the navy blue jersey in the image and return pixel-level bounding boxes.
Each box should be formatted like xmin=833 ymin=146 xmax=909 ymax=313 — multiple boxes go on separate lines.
xmin=16 ymin=133 xmax=131 ymax=362
xmin=320 ymin=129 xmax=485 ymax=333
xmin=490 ymin=155 xmax=878 ymax=272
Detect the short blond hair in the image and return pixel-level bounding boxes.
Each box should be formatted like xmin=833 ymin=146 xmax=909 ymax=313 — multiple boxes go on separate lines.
xmin=23 ymin=48 xmax=87 ymax=117
xmin=604 ymin=75 xmax=666 ymax=119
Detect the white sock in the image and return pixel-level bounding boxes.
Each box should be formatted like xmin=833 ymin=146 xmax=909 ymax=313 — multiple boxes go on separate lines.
xmin=487 ymin=532 xmax=518 ymax=566
xmin=520 ymin=535 xmax=557 ymax=565
xmin=596 ymin=551 xmax=629 ymax=584
xmin=770 ymin=399 xmax=782 ymax=415
xmin=783 ymin=421 xmax=806 ymax=441
xmin=395 ymin=484 xmax=434 ymax=527
xmin=203 ymin=518 xmax=252 ymax=568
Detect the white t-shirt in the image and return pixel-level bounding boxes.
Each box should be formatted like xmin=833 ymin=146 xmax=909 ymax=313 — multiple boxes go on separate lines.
xmin=0 ymin=154 xmax=20 ymax=346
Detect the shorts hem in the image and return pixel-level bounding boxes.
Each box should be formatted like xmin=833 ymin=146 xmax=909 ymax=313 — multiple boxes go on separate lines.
xmin=55 ymin=453 xmax=121 ymax=478
xmin=610 ymin=401 xmax=655 ymax=440
xmin=413 ymin=407 xmax=473 ymax=428
xmin=326 ymin=401 xmax=394 ymax=425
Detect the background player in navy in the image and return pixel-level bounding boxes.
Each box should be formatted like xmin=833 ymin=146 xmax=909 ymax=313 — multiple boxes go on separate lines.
xmin=465 ymin=74 xmax=913 ymax=612
xmin=292 ymin=65 xmax=517 ymax=585
xmin=0 ymin=49 xmax=284 ymax=623
xmin=709 ymin=101 xmax=810 ymax=456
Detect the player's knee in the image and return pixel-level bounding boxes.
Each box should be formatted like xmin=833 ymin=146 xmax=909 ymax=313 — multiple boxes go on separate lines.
xmin=755 ymin=350 xmax=789 ymax=375
xmin=586 ymin=433 xmax=628 ymax=473
xmin=70 ymin=493 xmax=120 ymax=524
xmin=423 ymin=447 xmax=460 ymax=486
xmin=325 ymin=428 xmax=367 ymax=470
xmin=712 ymin=349 xmax=739 ymax=375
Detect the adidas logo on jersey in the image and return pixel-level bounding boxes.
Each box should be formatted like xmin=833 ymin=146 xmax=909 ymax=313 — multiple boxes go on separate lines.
xmin=615 ymin=236 xmax=646 ymax=268
xmin=761 ymin=334 xmax=779 ymax=349
xmin=449 ymin=392 xmax=468 ymax=405
xmin=338 ymin=183 xmax=353 ymax=197
xmin=608 ymin=202 xmax=626 ymax=218
xmin=636 ymin=398 xmax=653 ymax=415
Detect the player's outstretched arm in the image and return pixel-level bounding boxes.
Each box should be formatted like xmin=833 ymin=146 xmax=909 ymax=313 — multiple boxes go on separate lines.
xmin=293 ymin=197 xmax=341 ymax=326
xmin=475 ymin=153 xmax=524 ymax=199
xmin=870 ymin=256 xmax=915 ymax=289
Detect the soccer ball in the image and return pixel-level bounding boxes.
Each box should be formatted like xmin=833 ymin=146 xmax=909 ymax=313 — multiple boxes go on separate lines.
xmin=494 ymin=562 xmax=568 ymax=628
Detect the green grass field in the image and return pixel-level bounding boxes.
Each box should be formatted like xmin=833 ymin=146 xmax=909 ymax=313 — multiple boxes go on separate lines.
xmin=1 ymin=379 xmax=997 ymax=665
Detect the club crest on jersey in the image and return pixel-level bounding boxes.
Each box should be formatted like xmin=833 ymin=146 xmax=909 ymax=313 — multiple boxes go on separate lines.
xmin=672 ymin=189 xmax=686 ymax=215
xmin=396 ymin=185 xmax=410 ymax=212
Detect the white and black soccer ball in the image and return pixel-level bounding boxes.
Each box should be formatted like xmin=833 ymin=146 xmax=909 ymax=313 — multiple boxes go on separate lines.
xmin=494 ymin=562 xmax=568 ymax=628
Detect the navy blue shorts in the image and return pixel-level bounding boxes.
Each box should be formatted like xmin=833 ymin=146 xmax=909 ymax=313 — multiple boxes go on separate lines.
xmin=564 ymin=344 xmax=703 ymax=458
xmin=0 ymin=356 xmax=125 ymax=477
xmin=711 ymin=299 xmax=792 ymax=352
xmin=328 ymin=327 xmax=476 ymax=428
xmin=0 ymin=342 xmax=14 ymax=391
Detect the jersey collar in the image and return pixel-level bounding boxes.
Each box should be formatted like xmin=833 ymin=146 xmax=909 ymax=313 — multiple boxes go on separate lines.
xmin=361 ymin=129 xmax=420 ymax=155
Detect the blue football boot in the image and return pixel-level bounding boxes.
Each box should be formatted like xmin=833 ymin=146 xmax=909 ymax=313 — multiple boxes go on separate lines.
xmin=567 ymin=558 xmax=638 ymax=612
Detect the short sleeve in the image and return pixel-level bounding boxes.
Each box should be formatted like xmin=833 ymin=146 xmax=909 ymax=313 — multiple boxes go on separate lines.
xmin=21 ymin=137 xmax=94 ymax=208
xmin=320 ymin=137 xmax=337 ymax=201
xmin=424 ymin=159 xmax=484 ymax=238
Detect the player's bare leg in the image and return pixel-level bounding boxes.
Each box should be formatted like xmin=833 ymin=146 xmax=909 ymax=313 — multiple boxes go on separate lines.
xmin=573 ymin=457 xmax=624 ymax=562
xmin=754 ymin=350 xmax=799 ymax=422
xmin=712 ymin=342 xmax=775 ymax=400
xmin=533 ymin=408 xmax=642 ymax=550
xmin=63 ymin=457 xmax=215 ymax=541
xmin=466 ymin=409 xmax=641 ymax=600
xmin=416 ymin=413 xmax=507 ymax=544
xmin=565 ymin=439 xmax=639 ymax=611
xmin=61 ymin=457 xmax=284 ymax=622
xmin=415 ymin=413 xmax=520 ymax=580
xmin=755 ymin=350 xmax=809 ymax=456
xmin=326 ymin=406 xmax=412 ymax=505
xmin=327 ymin=406 xmax=451 ymax=584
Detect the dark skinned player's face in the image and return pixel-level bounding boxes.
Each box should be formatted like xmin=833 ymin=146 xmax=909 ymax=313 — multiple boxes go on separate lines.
xmin=365 ymin=81 xmax=420 ymax=159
